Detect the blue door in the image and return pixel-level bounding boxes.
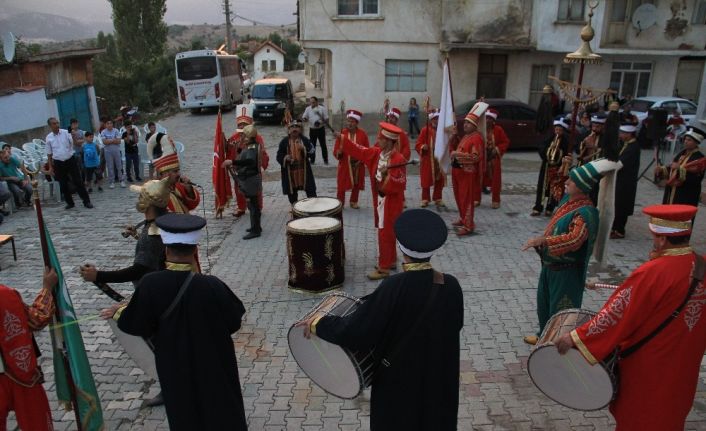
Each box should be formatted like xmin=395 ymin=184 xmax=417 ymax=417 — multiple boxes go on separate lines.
xmin=56 ymin=86 xmax=92 ymax=131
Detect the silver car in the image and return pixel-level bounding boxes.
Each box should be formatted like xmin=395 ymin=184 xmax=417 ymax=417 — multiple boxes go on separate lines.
xmin=621 ymin=96 xmax=697 ymax=127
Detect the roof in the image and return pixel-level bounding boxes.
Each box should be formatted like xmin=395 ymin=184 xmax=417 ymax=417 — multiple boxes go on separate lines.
xmin=25 ymin=48 xmax=106 ymax=63
xmin=254 ymin=40 xmax=286 ymax=56
xmin=254 ymin=78 xmax=289 ymax=85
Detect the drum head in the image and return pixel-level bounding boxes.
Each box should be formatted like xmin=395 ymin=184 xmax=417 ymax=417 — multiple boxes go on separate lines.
xmin=528 ymin=346 xmax=614 ymax=411
xmin=288 ymin=216 xmax=341 ymax=233
xmin=288 ymin=325 xmax=362 ymax=399
xmin=294 ymin=197 xmax=341 ymax=214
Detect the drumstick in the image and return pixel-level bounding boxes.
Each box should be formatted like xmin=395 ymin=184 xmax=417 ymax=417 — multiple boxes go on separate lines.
xmin=48 ymin=314 xmax=102 ymax=330
xmin=560 ymin=353 xmax=591 ymax=393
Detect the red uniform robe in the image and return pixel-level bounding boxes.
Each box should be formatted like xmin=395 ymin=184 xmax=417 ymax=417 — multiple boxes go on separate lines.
xmin=416 ymin=124 xmax=445 ymax=202
xmin=0 ymin=285 xmax=54 ymax=431
xmin=453 ymin=132 xmax=483 ymax=231
xmin=334 ymin=128 xmax=369 ymax=204
xmin=167 ymin=182 xmax=201 ymax=214
xmin=572 ymin=250 xmax=706 ymax=431
xmin=227 ymin=133 xmax=269 ymax=212
xmin=341 ymin=137 xmax=407 ymax=270
xmin=482 ymin=125 xmax=510 ymax=204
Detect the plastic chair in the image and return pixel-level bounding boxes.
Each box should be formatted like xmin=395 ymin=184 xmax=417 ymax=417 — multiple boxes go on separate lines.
xmin=143 ymin=123 xmax=167 ymax=135
xmin=174 ymin=141 xmax=185 ymax=163
xmin=138 ymin=142 xmax=153 ymax=179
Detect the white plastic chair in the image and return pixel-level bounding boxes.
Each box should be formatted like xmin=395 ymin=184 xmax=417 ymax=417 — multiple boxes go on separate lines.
xmin=138 ymin=142 xmax=153 ymax=179
xmin=143 ymin=123 xmax=167 ymax=135
xmin=174 ymin=141 xmax=185 ymax=163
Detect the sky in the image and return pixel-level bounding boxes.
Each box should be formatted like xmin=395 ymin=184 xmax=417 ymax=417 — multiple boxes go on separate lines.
xmin=4 ymin=0 xmax=298 ymax=26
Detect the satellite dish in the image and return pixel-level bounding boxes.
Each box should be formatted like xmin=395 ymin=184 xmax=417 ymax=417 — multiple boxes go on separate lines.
xmin=297 ymin=51 xmax=307 ymax=65
xmin=2 ymin=32 xmax=16 ymax=63
xmin=305 ymin=49 xmax=320 ymax=66
xmin=632 ymin=4 xmax=657 ymax=35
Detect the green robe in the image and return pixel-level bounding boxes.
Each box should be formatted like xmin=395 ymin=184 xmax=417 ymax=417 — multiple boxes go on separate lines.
xmin=536 ymin=195 xmax=599 ymax=334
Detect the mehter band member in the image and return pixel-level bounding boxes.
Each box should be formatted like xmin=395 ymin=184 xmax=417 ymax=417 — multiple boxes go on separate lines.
xmin=655 ymin=127 xmax=705 ymax=207
xmin=610 ymin=124 xmax=641 ymax=239
xmin=532 ymin=118 xmax=571 ymax=217
xmin=277 ymin=120 xmax=317 ymax=205
xmin=117 ymin=214 xmax=247 ymax=430
xmin=333 ymin=109 xmax=369 ymax=208
xmin=226 ymin=114 xmax=269 ymax=218
xmin=147 ymin=133 xmax=200 ymax=214
xmin=299 ymin=209 xmax=463 ymax=431
xmin=557 ymin=204 xmax=706 ymax=431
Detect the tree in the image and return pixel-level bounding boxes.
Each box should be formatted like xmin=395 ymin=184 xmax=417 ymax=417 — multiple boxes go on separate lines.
xmin=109 ymin=0 xmax=168 ymax=67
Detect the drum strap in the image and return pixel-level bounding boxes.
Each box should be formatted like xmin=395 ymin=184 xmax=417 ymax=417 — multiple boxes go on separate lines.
xmin=160 ymin=272 xmax=195 ymax=322
xmin=379 ymin=271 xmax=444 ymax=369
xmin=620 ymin=253 xmax=705 ymax=359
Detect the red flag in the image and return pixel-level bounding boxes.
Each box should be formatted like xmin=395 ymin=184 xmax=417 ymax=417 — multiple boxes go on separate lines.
xmin=212 ymin=109 xmax=232 ymax=217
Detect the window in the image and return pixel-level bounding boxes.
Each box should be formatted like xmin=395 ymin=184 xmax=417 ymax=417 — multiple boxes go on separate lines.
xmin=529 ymin=65 xmax=555 ymax=110
xmin=338 ymin=0 xmax=378 ymax=16
xmin=176 ymin=57 xmax=217 ymax=80
xmin=693 ymin=1 xmax=706 ymax=24
xmin=270 ymin=60 xmax=277 ymax=71
xmin=514 ymin=106 xmax=536 ymax=121
xmin=385 ymin=60 xmax=427 ymax=92
xmin=261 ymin=60 xmax=268 ymax=72
xmin=558 ymin=0 xmax=586 ymax=21
xmin=477 ymin=54 xmax=507 ymax=99
xmin=609 ymin=62 xmax=651 ymax=98
xmin=660 ymin=101 xmax=679 ymax=114
xmin=678 ymin=101 xmax=697 ymax=115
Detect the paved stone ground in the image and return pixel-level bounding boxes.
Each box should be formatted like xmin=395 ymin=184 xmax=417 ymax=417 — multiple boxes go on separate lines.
xmin=3 ymin=110 xmax=706 ymax=430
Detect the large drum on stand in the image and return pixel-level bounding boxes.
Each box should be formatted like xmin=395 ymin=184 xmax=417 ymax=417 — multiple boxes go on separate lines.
xmin=292 ymin=197 xmax=343 ymax=222
xmin=527 ymin=308 xmax=617 ymax=411
xmin=288 ymin=293 xmax=375 ymax=398
xmin=286 ymin=216 xmax=344 ymax=292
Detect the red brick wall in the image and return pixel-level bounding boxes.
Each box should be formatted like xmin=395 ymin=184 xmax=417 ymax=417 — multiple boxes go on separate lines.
xmin=0 ymin=63 xmax=47 ymax=91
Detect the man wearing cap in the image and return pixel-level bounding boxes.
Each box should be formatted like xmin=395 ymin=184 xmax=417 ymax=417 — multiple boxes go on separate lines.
xmin=416 ymin=110 xmax=446 ymax=208
xmin=302 ymin=96 xmax=330 ymax=164
xmin=117 ymin=213 xmax=247 ymax=430
xmin=333 ymin=110 xmax=369 ymax=209
xmin=384 ymin=107 xmax=411 ymax=161
xmin=481 ymin=108 xmax=510 ymax=209
xmin=611 ymin=124 xmax=641 ymax=239
xmin=223 ymin=125 xmax=264 ymax=239
xmin=522 ymin=160 xmax=606 ymax=344
xmin=451 ymin=105 xmax=485 ymax=235
xmin=338 ymin=122 xmax=407 ymax=279
xmin=148 ymin=133 xmax=201 ymax=214
xmin=0 ymin=268 xmax=57 ymax=431
xmin=226 ymin=115 xmax=269 ymax=218
xmin=532 ymin=118 xmax=571 ymax=216
xmin=556 ymin=204 xmax=706 ymax=431
xmin=299 ymin=209 xmax=463 ymax=430
xmin=577 ymin=114 xmax=606 ymax=166
xmin=277 ymin=120 xmax=317 ymax=205
xmin=655 ymin=127 xmax=705 ymax=207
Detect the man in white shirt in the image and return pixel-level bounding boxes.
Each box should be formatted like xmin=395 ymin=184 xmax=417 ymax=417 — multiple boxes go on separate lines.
xmin=45 ymin=117 xmax=94 ymax=209
xmin=302 ymin=97 xmax=330 ymax=165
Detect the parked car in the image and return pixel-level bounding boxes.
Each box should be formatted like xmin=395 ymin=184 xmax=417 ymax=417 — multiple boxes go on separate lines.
xmin=454 ymin=99 xmax=553 ymax=149
xmin=251 ymin=78 xmax=294 ymax=123
xmin=621 ymin=97 xmax=697 ymax=128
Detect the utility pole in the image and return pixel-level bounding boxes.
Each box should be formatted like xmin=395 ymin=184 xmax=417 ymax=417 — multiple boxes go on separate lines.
xmin=223 ymin=0 xmax=233 ymax=52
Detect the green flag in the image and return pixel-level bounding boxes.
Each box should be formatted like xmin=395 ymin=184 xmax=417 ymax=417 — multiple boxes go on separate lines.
xmin=45 ymin=225 xmax=105 ymax=431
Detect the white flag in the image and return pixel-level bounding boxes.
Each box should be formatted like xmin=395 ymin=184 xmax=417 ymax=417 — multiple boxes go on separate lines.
xmin=435 ymin=59 xmax=455 ymax=172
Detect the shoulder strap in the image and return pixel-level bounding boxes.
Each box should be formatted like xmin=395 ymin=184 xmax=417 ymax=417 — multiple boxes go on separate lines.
xmin=621 ymin=254 xmax=705 ymax=359
xmin=380 ymin=271 xmax=444 ymax=368
xmin=159 ymin=272 xmax=195 ymax=322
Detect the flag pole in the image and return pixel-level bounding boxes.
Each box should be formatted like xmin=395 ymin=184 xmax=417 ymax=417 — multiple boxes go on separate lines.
xmin=32 ymin=181 xmax=84 ymax=430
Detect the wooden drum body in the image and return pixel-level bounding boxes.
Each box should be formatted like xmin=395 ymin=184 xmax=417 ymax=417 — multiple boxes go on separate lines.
xmin=287 ymin=216 xmax=344 ymax=292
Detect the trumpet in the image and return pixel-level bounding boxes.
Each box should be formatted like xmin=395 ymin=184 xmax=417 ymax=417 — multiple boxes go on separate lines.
xmin=122 ymin=220 xmax=146 ymax=239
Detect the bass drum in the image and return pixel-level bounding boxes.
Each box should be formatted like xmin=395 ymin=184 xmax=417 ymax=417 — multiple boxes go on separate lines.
xmin=528 ymin=308 xmax=617 ymax=411
xmin=288 ymin=293 xmax=375 ymax=399
xmin=292 ymin=197 xmax=343 ymax=222
xmin=287 ymin=216 xmax=344 ymax=292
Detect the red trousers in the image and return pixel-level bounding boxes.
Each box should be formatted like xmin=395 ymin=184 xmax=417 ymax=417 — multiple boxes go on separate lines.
xmin=0 ymin=375 xmax=53 ymax=431
xmin=421 ymin=177 xmax=444 ymax=202
xmin=337 ymin=188 xmax=361 ymax=205
xmin=456 ymin=171 xmax=477 ymax=231
xmin=451 ymin=168 xmax=462 ymax=215
xmin=378 ymin=226 xmax=397 ymax=270
xmin=482 ymin=159 xmax=502 ymax=203
xmin=233 ymin=180 xmax=263 ymax=212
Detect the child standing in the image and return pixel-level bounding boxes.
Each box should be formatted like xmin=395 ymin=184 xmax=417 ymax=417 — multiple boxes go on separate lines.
xmin=83 ymin=131 xmax=103 ymax=192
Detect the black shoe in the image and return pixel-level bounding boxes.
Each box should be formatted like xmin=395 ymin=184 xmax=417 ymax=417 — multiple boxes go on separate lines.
xmin=98 ymin=187 xmax=104 ymax=192
xmin=243 ymin=231 xmax=261 ymax=240
xmin=65 ymin=204 xmax=75 ymax=210
xmin=482 ymin=187 xmax=490 ymax=195
xmin=127 ymin=178 xmax=133 ymax=183
xmin=143 ymin=392 xmax=164 ymax=407
xmin=88 ymin=187 xmax=93 ymax=193
xmin=84 ymin=202 xmax=94 ymax=209
xmin=136 ymin=177 xmax=143 ymax=181
xmin=0 ymin=209 xmax=9 ymax=216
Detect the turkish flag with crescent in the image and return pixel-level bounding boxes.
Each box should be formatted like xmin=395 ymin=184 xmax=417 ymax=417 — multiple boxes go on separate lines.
xmin=212 ymin=109 xmax=232 ymax=217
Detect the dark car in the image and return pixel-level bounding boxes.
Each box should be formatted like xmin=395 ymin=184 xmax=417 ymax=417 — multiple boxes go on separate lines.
xmin=454 ymin=99 xmax=553 ymax=149
xmin=251 ymin=78 xmax=294 ymax=123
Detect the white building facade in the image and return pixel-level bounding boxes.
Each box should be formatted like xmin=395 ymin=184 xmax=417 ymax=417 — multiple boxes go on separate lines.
xmin=299 ymin=0 xmax=706 ymax=119
xmin=252 ymin=41 xmax=286 ymax=81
